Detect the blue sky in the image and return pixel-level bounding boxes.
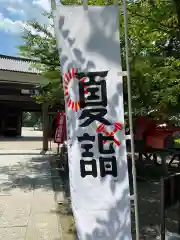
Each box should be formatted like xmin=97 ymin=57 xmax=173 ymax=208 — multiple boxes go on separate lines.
xmin=0 ymin=0 xmax=50 ymax=56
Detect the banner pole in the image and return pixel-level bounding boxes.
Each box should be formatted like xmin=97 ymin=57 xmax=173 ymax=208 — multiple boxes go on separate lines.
xmin=50 ymin=0 xmax=57 ymax=11
xmin=122 ymin=0 xmax=140 ymax=239
xmin=83 ymin=0 xmax=88 ymax=10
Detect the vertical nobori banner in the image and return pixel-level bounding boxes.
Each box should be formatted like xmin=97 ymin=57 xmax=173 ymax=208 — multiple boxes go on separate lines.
xmin=53 ymin=5 xmax=132 ymax=240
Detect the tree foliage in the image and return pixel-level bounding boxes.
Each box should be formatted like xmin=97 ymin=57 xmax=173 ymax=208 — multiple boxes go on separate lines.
xmin=17 ymin=12 xmax=63 ymax=105
xmin=124 ymin=0 xmax=180 ymax=119
xmin=22 ymin=112 xmax=42 ymax=127
xmin=18 ymin=0 xmax=180 ymax=119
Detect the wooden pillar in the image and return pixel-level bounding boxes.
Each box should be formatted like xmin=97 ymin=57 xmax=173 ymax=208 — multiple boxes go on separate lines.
xmin=0 ymin=112 xmax=3 ymax=135
xmin=1 ymin=111 xmax=6 ymax=136
xmin=1 ymin=116 xmax=5 ymax=136
xmin=42 ymin=104 xmax=49 ymax=151
xmin=16 ymin=111 xmax=22 ymax=136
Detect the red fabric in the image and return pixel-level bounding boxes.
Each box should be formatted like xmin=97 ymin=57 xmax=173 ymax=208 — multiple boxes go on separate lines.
xmin=146 ymin=132 xmax=171 ymax=149
xmin=135 ymin=117 xmax=152 ymax=140
xmin=54 ymin=112 xmax=66 ymax=144
xmin=145 ymin=121 xmax=157 ymax=135
xmin=56 ymin=112 xmax=61 ymax=126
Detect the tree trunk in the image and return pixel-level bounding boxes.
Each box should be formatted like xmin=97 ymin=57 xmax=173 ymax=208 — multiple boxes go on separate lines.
xmin=42 ymin=104 xmax=49 ymax=151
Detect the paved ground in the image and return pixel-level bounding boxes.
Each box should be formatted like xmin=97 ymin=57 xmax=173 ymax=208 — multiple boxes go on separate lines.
xmin=4 ymin=128 xmax=180 ymax=239
xmin=0 ymin=127 xmax=57 ymax=151
xmin=0 ymin=128 xmax=62 ymax=240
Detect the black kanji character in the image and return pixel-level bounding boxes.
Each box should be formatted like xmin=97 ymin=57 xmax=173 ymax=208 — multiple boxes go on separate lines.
xmin=78 ymin=133 xmax=95 ymax=142
xmin=77 ymin=133 xmax=95 ymax=158
xmin=98 ymin=134 xmax=115 ymax=154
xmin=99 ymin=156 xmax=117 ymax=177
xmin=77 ymin=71 xmax=108 ymax=108
xmin=79 ymin=108 xmax=111 ymax=127
xmin=81 ymin=143 xmax=94 ymax=157
xmin=80 ymin=159 xmax=97 ymax=178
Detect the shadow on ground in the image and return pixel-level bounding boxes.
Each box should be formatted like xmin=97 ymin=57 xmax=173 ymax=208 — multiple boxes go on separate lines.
xmin=135 ymin=180 xmax=178 ymax=238
xmin=0 ymin=136 xmax=43 ymax=142
xmin=1 ymin=150 xmax=178 ymax=239
xmin=130 ymin=158 xmax=180 ymax=239
xmin=50 ymin=157 xmax=76 ymax=240
xmin=0 ymin=154 xmax=56 ymax=192
xmin=56 ymin=155 xmax=180 ymax=239
xmin=0 ymin=150 xmax=48 ymax=156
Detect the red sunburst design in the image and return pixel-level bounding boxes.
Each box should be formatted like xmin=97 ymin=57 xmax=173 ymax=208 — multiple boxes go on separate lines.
xmin=63 ymin=68 xmax=87 ymax=112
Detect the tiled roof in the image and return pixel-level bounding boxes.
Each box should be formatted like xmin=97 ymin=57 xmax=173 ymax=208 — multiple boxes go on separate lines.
xmin=0 ymin=55 xmax=41 ymax=74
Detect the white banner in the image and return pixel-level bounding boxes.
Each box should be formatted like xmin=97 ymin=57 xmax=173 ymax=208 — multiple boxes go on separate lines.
xmin=53 ymin=5 xmax=132 ymax=240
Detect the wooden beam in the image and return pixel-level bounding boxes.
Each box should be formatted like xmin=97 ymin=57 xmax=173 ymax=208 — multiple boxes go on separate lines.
xmin=0 ymin=70 xmax=47 ymax=86
xmin=0 ymin=94 xmax=36 ymax=102
xmin=0 ymin=82 xmax=37 ymax=90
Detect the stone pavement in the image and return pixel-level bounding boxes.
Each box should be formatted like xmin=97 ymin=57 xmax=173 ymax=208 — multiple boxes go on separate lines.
xmin=0 ymin=149 xmax=62 ymax=240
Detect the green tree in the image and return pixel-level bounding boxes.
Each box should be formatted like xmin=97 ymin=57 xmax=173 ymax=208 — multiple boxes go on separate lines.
xmin=123 ymin=0 xmax=180 ymax=119
xmin=22 ymin=112 xmax=42 ymax=127
xmin=17 ymin=12 xmax=63 ymax=106
xmin=18 ymin=0 xmax=180 ymax=120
